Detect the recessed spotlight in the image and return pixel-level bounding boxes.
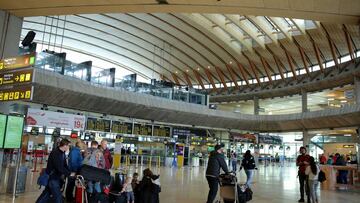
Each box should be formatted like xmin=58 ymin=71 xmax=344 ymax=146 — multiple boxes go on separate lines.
xmin=208 ymin=66 xmax=211 ymax=69
xmin=175 ymin=71 xmax=178 ymax=74
xmin=229 ymin=61 xmax=233 ymax=64
xmin=186 ymin=69 xmax=189 ymax=72
xmin=197 ymin=68 xmax=200 ymax=71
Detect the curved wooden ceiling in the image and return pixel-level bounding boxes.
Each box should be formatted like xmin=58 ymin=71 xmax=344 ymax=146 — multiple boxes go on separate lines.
xmin=2 ymin=0 xmax=360 ymax=24
xmin=22 ymin=13 xmax=360 ymax=89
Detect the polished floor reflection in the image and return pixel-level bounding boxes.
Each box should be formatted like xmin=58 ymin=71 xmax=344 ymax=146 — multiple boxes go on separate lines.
xmin=0 ymin=163 xmax=359 ymax=203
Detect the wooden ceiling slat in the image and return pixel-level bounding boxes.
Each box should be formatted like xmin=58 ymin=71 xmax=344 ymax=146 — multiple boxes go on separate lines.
xmin=182 ymin=71 xmax=193 ymax=87
xmin=343 ymin=25 xmax=356 ymax=63
xmin=260 ymin=56 xmax=273 ymax=83
xmin=171 ymin=73 xmax=181 ymax=86
xmin=298 ymin=46 xmax=310 ymax=75
xmin=313 ymin=43 xmax=325 ymax=72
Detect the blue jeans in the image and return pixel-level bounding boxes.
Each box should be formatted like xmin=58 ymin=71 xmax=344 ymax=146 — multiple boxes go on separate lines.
xmin=232 ymin=160 xmax=237 ymax=171
xmin=308 ymin=180 xmax=319 ymax=203
xmin=87 ymin=181 xmax=101 ymax=193
xmin=245 ymin=170 xmax=254 ymax=188
xmin=36 ymin=179 xmax=63 ymax=203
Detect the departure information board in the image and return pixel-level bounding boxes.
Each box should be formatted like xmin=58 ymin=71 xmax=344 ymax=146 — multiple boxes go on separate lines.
xmin=0 ymin=85 xmax=33 ymax=101
xmin=153 ymin=126 xmax=171 ymax=137
xmin=133 ymin=124 xmax=152 ymax=136
xmin=111 ymin=121 xmax=132 ymax=134
xmin=86 ymin=117 xmax=111 ymax=132
xmin=0 ymin=68 xmax=33 ymax=86
xmin=0 ymin=115 xmax=6 ymax=148
xmin=0 ymin=54 xmax=35 ymax=72
xmin=3 ymin=115 xmax=24 ymax=149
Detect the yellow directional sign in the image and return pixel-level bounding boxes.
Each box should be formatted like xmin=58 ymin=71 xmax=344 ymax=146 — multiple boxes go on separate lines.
xmin=0 ymin=69 xmax=33 ymax=87
xmin=0 ymin=53 xmax=35 ymax=72
xmin=0 ymin=85 xmax=33 ymax=102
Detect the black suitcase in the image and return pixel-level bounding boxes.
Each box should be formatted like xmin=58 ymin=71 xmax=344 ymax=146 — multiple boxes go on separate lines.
xmin=237 ymin=184 xmax=253 ymax=203
xmin=79 ymin=165 xmax=111 ymax=185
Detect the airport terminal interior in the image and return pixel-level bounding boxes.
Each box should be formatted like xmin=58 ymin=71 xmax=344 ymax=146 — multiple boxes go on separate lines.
xmin=0 ymin=0 xmax=360 ymax=203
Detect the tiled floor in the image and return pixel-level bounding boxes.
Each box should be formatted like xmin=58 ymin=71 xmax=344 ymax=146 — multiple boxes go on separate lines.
xmin=0 ymin=163 xmax=359 ymax=203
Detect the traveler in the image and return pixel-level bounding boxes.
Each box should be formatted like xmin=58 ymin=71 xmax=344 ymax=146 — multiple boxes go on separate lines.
xmin=327 ymin=155 xmax=334 ymax=165
xmin=136 ymin=168 xmax=161 ymax=203
xmin=240 ymin=150 xmax=257 ymax=188
xmin=66 ymin=141 xmax=84 ymax=202
xmin=99 ymin=139 xmax=113 ymax=170
xmin=305 ymin=156 xmax=320 ymax=203
xmin=36 ymin=139 xmax=75 ymax=203
xmin=132 ymin=173 xmax=140 ymax=203
xmin=83 ymin=141 xmax=105 ymax=195
xmin=205 ymin=143 xmax=229 ymax=203
xmin=334 ymin=153 xmax=348 ymax=184
xmin=319 ymin=154 xmax=327 ymax=165
xmin=121 ymin=176 xmax=135 ymax=203
xmin=230 ymin=151 xmax=237 ymax=171
xmin=296 ymin=146 xmax=311 ymax=203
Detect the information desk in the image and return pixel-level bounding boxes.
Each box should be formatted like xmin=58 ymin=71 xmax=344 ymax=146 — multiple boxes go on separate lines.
xmin=320 ymin=165 xmax=358 ymax=190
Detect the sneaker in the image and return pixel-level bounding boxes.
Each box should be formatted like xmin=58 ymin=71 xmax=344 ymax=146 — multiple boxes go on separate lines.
xmin=298 ymin=199 xmax=305 ymax=202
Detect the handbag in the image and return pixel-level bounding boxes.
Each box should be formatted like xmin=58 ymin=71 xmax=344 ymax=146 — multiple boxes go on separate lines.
xmin=37 ymin=169 xmax=54 ymax=188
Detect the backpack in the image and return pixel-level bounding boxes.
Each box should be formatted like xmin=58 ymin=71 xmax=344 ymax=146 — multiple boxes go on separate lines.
xmin=318 ymin=170 xmax=326 ymax=182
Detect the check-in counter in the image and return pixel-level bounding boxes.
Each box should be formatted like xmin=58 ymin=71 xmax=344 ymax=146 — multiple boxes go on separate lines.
xmin=320 ymin=165 xmax=358 ymax=190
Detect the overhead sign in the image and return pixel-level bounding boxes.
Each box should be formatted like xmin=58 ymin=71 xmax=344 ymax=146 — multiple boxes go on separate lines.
xmin=111 ymin=121 xmax=132 ymax=134
xmin=4 ymin=115 xmax=24 ymax=149
xmin=26 ymin=108 xmax=86 ymax=131
xmin=153 ymin=126 xmax=171 ymax=137
xmin=0 ymin=54 xmax=35 ymax=72
xmin=0 ymin=115 xmax=6 ymax=148
xmin=0 ymin=68 xmax=33 ymax=86
xmin=0 ymin=85 xmax=33 ymax=101
xmin=133 ymin=123 xmax=152 ymax=136
xmin=86 ymin=117 xmax=111 ymax=132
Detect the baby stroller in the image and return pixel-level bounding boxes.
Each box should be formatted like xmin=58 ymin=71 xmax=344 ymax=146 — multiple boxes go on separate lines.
xmin=219 ymin=173 xmax=238 ymax=203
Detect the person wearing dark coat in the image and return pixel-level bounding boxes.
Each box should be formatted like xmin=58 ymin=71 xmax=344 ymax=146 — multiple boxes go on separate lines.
xmin=136 ymin=168 xmax=161 ymax=203
xmin=205 ymin=143 xmax=229 ymax=203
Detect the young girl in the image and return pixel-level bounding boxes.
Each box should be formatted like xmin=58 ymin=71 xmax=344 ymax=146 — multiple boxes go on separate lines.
xmin=305 ymin=156 xmax=320 ymax=203
xmin=121 ymin=176 xmax=135 ymax=203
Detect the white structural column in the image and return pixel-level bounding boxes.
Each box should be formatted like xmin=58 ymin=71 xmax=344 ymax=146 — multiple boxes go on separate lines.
xmin=303 ymin=130 xmax=311 ymax=149
xmin=301 ymin=89 xmax=308 ymax=113
xmin=0 ymin=10 xmax=23 ymax=59
xmin=254 ymin=96 xmax=259 ymax=115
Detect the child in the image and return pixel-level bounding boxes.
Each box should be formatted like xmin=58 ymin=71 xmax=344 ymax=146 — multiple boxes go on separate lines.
xmin=121 ymin=176 xmax=135 ymax=203
xmin=305 ymin=156 xmax=320 ymax=203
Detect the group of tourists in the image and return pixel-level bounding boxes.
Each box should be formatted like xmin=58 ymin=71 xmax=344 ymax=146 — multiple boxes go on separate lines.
xmin=35 ymin=138 xmax=160 ymax=203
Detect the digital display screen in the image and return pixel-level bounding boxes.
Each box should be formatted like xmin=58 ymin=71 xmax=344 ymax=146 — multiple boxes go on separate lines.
xmin=153 ymin=126 xmax=171 ymax=137
xmin=133 ymin=124 xmax=152 ymax=136
xmin=0 ymin=114 xmax=6 ymax=148
xmin=111 ymin=121 xmax=132 ymax=134
xmin=0 ymin=68 xmax=33 ymax=87
xmin=86 ymin=117 xmax=111 ymax=132
xmin=0 ymin=85 xmax=33 ymax=101
xmin=4 ymin=115 xmax=24 ymax=149
xmin=0 ymin=53 xmax=35 ymax=71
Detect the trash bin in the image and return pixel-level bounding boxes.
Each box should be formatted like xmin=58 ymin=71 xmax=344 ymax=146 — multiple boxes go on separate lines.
xmin=7 ymin=166 xmax=28 ymax=194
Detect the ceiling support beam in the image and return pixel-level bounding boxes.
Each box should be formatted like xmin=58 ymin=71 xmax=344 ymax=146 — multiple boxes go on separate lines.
xmin=343 ymin=25 xmax=355 ymax=63
xmin=192 ymin=70 xmax=205 ymax=90
xmin=182 ymin=72 xmax=193 ymax=87
xmin=260 ymin=56 xmax=273 ymax=83
xmin=273 ymin=56 xmax=285 ymax=80
xmin=245 ymin=56 xmax=261 ymax=85
xmin=282 ymin=46 xmax=297 ymax=79
xmin=204 ymin=68 xmax=217 ymax=90
xmin=298 ymin=46 xmax=310 ymax=75
xmin=215 ymin=66 xmax=228 ymax=90
xmin=225 ymin=64 xmax=239 ymax=89
xmin=313 ymin=43 xmax=325 ymax=72
xmin=236 ymin=62 xmax=250 ymax=86
xmin=171 ymin=73 xmax=181 ymax=86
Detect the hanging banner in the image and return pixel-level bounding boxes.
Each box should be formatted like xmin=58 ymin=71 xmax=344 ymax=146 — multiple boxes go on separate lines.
xmin=26 ymin=108 xmax=85 ymax=130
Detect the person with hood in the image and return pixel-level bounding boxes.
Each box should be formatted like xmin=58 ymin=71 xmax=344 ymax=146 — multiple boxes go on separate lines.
xmin=240 ymin=150 xmax=257 ymax=188
xmin=136 ymin=168 xmax=161 ymax=203
xmin=205 ymin=143 xmax=229 ymax=203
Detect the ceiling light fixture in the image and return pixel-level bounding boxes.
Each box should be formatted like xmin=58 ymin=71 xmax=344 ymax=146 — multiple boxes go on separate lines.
xmin=340 ymin=100 xmax=347 ymax=103
xmin=208 ymin=66 xmax=211 ymax=69
xmin=327 ymin=98 xmax=335 ymax=101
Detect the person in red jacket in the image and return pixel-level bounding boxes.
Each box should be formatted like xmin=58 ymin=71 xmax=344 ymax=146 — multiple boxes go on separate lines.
xmin=296 ymin=146 xmax=311 ymax=203
xmin=99 ymin=139 xmax=113 ymax=170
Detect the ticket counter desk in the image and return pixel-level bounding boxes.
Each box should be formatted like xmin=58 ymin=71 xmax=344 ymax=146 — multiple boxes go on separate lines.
xmin=320 ymin=165 xmax=358 ymax=190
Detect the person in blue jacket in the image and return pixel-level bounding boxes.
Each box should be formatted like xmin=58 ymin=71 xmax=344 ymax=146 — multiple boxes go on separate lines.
xmin=65 ymin=141 xmax=84 ymax=202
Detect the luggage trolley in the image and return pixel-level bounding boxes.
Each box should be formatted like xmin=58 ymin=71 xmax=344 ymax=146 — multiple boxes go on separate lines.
xmin=219 ymin=172 xmax=238 ymax=203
